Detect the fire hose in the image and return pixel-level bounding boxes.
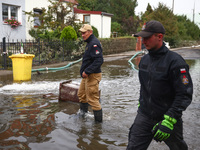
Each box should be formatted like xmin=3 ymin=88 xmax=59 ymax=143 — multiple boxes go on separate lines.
xmin=32 ymin=58 xmax=82 ymax=72
xmin=128 ymin=51 xmax=145 ymax=71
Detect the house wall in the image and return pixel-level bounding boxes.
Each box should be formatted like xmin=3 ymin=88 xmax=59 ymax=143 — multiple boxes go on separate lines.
xmin=25 ymin=0 xmax=50 ymax=40
xmin=0 ymin=0 xmax=112 ymax=41
xmin=90 ymin=14 xmax=102 ymax=37
xmin=25 ymin=0 xmax=74 ymax=40
xmin=75 ymin=13 xmax=83 ymax=23
xmin=0 ymin=0 xmax=26 ymax=41
xmin=91 ymin=14 xmax=112 ymax=38
xmin=102 ymin=15 xmax=111 ymax=38
xmin=76 ymin=13 xmax=112 ymax=38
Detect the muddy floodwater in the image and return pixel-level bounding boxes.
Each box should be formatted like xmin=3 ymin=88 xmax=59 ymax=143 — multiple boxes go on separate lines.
xmin=0 ymin=50 xmax=200 ymax=150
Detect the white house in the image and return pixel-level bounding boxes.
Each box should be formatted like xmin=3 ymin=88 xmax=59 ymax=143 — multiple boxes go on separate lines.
xmin=0 ymin=0 xmax=113 ymax=41
xmin=24 ymin=0 xmax=51 ymax=40
xmin=0 ymin=0 xmax=26 ymax=41
xmin=74 ymin=7 xmax=113 ymax=38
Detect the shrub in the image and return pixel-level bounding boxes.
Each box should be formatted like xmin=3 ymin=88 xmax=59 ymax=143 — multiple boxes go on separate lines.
xmin=92 ymin=26 xmax=99 ymax=38
xmin=29 ymin=28 xmax=61 ymax=40
xmin=111 ymin=22 xmax=121 ymax=33
xmin=60 ymin=26 xmax=77 ymax=41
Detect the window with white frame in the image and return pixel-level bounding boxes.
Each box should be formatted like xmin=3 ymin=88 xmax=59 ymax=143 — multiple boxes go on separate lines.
xmin=34 ymin=9 xmax=42 ymax=27
xmin=2 ymin=4 xmax=20 ymax=21
xmin=84 ymin=15 xmax=90 ymax=24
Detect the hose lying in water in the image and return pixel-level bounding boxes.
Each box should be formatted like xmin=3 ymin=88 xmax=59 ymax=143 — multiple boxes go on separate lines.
xmin=128 ymin=51 xmax=144 ymax=71
xmin=32 ymin=58 xmax=82 ymax=72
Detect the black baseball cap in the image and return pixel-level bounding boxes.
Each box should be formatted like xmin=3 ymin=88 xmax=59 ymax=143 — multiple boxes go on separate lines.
xmin=134 ymin=20 xmax=165 ymax=37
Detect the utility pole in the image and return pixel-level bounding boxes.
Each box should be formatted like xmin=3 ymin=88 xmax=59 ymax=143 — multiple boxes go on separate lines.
xmin=193 ymin=1 xmax=195 ymax=23
xmin=172 ymin=0 xmax=174 ymax=13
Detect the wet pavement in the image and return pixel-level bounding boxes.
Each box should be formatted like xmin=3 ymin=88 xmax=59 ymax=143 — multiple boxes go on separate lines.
xmin=0 ymin=48 xmax=200 ymax=150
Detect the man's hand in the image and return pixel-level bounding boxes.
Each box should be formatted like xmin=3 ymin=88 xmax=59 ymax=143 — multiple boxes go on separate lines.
xmin=82 ymin=72 xmax=88 ymax=78
xmin=152 ymin=115 xmax=177 ymax=142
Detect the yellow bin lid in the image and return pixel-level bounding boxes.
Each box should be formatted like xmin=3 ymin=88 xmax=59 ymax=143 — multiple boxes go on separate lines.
xmin=9 ymin=54 xmax=35 ymax=59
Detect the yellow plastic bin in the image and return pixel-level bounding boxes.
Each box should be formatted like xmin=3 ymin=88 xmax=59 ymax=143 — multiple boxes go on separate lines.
xmin=9 ymin=54 xmax=35 ymax=81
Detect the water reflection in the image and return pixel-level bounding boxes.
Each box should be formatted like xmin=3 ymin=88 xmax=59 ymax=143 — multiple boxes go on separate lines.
xmin=0 ymin=58 xmax=199 ymax=150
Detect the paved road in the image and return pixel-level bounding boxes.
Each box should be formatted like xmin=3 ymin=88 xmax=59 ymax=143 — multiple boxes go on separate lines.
xmin=172 ymin=47 xmax=200 ymax=59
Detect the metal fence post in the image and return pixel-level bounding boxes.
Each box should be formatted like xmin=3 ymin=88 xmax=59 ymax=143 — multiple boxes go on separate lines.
xmin=3 ymin=37 xmax=7 ymax=69
xmin=38 ymin=38 xmax=40 ymax=65
xmin=62 ymin=38 xmax=65 ymax=61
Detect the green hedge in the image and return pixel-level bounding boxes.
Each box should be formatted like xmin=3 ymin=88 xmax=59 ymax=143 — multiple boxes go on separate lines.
xmin=100 ymin=37 xmax=136 ymax=55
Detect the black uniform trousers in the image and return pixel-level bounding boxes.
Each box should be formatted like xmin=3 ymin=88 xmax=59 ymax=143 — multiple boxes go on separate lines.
xmin=127 ymin=112 xmax=188 ymax=150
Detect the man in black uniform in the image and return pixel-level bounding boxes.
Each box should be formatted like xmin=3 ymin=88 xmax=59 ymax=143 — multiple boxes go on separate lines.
xmin=127 ymin=20 xmax=193 ymax=150
xmin=78 ymin=24 xmax=104 ymax=123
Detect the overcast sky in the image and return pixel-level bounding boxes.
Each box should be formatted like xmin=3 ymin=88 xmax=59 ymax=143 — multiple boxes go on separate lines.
xmin=135 ymin=0 xmax=200 ymax=27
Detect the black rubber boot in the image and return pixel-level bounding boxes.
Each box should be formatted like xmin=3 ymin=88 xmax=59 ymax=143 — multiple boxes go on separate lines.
xmin=93 ymin=109 xmax=103 ymax=123
xmin=80 ymin=103 xmax=88 ymax=116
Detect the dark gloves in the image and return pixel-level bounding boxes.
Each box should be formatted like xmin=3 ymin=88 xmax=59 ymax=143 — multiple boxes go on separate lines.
xmin=152 ymin=115 xmax=177 ymax=142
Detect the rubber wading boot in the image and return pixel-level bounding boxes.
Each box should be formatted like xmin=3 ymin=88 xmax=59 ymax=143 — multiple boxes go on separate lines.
xmin=93 ymin=109 xmax=103 ymax=123
xmin=80 ymin=103 xmax=88 ymax=116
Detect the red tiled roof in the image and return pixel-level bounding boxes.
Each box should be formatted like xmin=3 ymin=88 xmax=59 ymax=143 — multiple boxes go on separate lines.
xmin=74 ymin=7 xmax=102 ymax=15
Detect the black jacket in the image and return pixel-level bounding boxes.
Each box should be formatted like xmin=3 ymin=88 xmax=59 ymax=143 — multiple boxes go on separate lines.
xmin=138 ymin=43 xmax=193 ymax=121
xmin=80 ymin=34 xmax=103 ymax=77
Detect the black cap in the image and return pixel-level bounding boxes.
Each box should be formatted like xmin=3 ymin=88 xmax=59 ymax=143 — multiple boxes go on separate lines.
xmin=134 ymin=20 xmax=165 ymax=37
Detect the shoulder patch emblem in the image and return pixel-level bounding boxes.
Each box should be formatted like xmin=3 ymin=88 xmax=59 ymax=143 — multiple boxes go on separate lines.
xmin=182 ymin=75 xmax=189 ymax=85
xmin=180 ymin=68 xmax=186 ymax=73
xmin=96 ymin=50 xmax=100 ymax=54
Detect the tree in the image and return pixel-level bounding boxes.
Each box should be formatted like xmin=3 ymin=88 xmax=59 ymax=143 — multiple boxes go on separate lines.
xmin=93 ymin=0 xmax=110 ymax=12
xmin=122 ymin=16 xmax=140 ymax=35
xmin=109 ymin=0 xmax=139 ymax=35
xmin=176 ymin=15 xmax=190 ymax=40
xmin=77 ymin=0 xmax=97 ymax=11
xmin=141 ymin=3 xmax=153 ymax=22
xmin=25 ymin=0 xmax=80 ymax=39
xmin=110 ymin=0 xmax=137 ymax=24
xmin=77 ymin=0 xmax=110 ymax=12
xmin=184 ymin=18 xmax=200 ymax=40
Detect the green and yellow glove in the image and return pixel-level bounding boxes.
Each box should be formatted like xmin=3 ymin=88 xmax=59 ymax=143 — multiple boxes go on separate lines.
xmin=152 ymin=115 xmax=177 ymax=142
xmin=138 ymin=101 xmax=140 ymax=108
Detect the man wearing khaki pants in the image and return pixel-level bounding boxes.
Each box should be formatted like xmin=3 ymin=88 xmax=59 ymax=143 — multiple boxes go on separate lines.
xmin=78 ymin=24 xmax=104 ymax=123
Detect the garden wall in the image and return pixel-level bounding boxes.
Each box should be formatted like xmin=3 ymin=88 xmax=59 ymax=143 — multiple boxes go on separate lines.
xmin=99 ymin=37 xmax=136 ymax=55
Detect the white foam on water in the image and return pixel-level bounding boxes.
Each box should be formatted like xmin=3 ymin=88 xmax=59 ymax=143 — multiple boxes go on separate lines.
xmin=0 ymin=81 xmax=61 ymax=95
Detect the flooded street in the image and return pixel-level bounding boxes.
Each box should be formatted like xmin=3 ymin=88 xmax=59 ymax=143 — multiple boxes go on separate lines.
xmin=0 ymin=49 xmax=200 ymax=150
